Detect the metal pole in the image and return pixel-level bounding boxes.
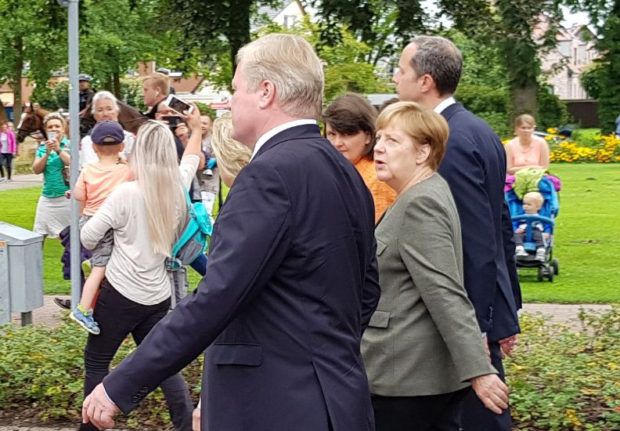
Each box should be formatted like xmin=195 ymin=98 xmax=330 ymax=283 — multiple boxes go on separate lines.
xmin=67 ymin=0 xmax=81 ymax=310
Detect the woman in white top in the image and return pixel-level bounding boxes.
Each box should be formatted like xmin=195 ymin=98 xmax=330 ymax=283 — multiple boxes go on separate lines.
xmin=78 ymin=106 xmax=203 ymax=431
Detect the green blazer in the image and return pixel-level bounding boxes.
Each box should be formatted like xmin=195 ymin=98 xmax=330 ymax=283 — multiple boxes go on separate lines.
xmin=361 ymin=173 xmax=497 ymax=396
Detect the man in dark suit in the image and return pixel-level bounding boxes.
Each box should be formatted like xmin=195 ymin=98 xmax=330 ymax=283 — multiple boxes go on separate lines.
xmin=81 ymin=33 xmax=380 ymax=431
xmin=393 ymin=36 xmax=521 ymax=431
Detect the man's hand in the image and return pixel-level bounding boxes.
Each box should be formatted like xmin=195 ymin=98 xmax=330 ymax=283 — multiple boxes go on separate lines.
xmin=192 ymin=406 xmax=201 ymax=431
xmin=499 ymin=334 xmax=518 ymax=358
xmin=82 ymin=383 xmax=119 ymax=430
xmin=471 ymin=374 xmax=509 ymax=414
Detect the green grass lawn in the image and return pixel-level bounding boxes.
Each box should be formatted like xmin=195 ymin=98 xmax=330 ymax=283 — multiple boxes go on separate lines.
xmin=1 ymin=163 xmax=619 ymax=302
xmin=519 ymin=163 xmax=620 ymax=303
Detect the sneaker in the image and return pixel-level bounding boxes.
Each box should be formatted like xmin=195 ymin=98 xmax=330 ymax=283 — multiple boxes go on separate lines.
xmin=70 ymin=307 xmax=100 ymax=335
xmin=535 ymin=248 xmax=546 ymax=262
xmin=81 ymin=259 xmax=92 ymax=278
xmin=54 ymin=297 xmax=71 ymax=310
xmin=515 ymin=246 xmax=528 ymax=257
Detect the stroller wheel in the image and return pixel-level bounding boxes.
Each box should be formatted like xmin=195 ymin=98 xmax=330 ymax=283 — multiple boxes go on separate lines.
xmin=552 ymin=259 xmax=559 ymax=275
xmin=537 ymin=267 xmax=544 ymax=282
xmin=547 ymin=267 xmax=554 ymax=282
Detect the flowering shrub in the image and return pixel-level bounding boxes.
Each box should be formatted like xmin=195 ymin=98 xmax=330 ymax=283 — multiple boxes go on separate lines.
xmin=545 ymin=130 xmax=620 ymax=163
xmin=507 ymin=308 xmax=620 ymax=430
xmin=503 ymin=130 xmax=620 ymax=163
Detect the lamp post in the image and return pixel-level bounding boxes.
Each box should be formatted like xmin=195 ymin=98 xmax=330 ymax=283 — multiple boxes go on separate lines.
xmin=57 ymin=0 xmax=81 ymax=310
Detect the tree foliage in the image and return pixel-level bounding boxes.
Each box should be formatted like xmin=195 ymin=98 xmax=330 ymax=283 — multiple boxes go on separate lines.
xmin=258 ymin=17 xmax=389 ymax=104
xmin=441 ymin=0 xmax=564 ymax=115
xmin=0 ymin=0 xmax=66 ymax=120
xmin=574 ymin=0 xmax=620 ymax=133
xmin=310 ymin=0 xmax=426 ymax=64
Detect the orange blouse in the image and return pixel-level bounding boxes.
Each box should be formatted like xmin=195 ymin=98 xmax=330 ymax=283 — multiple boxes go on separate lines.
xmin=355 ymin=157 xmax=396 ymax=223
xmin=506 ymin=136 xmax=549 ymax=169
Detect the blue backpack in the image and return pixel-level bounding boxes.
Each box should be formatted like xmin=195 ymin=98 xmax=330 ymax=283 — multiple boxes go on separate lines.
xmin=166 ymin=187 xmax=213 ymax=270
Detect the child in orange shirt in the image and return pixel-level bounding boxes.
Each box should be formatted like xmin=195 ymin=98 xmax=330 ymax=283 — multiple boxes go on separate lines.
xmin=70 ymin=121 xmax=132 ymax=334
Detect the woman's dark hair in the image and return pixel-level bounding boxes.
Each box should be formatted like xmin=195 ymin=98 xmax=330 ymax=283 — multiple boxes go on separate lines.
xmin=322 ymin=93 xmax=378 ymax=159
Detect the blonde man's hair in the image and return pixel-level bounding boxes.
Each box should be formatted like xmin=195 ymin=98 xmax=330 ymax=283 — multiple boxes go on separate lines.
xmin=376 ymin=101 xmax=449 ymax=171
xmin=130 ymin=121 xmax=186 ymax=257
xmin=236 ymin=33 xmax=324 ymax=119
xmin=143 ymin=72 xmax=170 ymax=97
xmin=211 ymin=112 xmax=251 ymax=181
xmin=523 ymin=191 xmax=544 ymax=209
xmin=43 ymin=112 xmax=67 ymax=128
xmin=514 ymin=114 xmax=536 ymax=128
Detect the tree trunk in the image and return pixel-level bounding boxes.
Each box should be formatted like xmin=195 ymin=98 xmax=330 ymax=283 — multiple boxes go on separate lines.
xmin=11 ymin=37 xmax=24 ymax=124
xmin=512 ymin=83 xmax=538 ymax=117
xmin=227 ymin=0 xmax=251 ymax=72
xmin=112 ymin=71 xmax=121 ymax=98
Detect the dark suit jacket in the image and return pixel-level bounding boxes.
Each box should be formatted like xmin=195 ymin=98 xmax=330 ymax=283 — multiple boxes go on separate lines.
xmin=438 ymin=103 xmax=521 ymax=342
xmin=103 ymin=124 xmax=380 ymax=431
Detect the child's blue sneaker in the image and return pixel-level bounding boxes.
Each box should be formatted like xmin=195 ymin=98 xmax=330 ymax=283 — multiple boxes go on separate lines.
xmin=70 ymin=307 xmax=100 ymax=335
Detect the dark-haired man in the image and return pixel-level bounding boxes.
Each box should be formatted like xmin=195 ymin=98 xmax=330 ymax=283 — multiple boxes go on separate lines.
xmin=394 ymin=35 xmax=521 ymax=431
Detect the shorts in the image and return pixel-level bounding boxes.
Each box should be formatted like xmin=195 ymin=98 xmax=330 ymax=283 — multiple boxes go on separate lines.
xmin=33 ymin=195 xmax=71 ymax=238
xmin=80 ymin=215 xmax=113 ymax=267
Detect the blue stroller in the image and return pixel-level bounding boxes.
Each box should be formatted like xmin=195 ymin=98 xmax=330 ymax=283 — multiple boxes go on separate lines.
xmin=505 ymin=176 xmax=560 ymax=282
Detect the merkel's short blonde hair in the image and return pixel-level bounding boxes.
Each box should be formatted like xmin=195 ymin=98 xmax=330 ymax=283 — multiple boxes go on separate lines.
xmin=211 ymin=112 xmax=252 ymax=180
xmin=376 ymin=101 xmax=448 ymax=170
xmin=236 ymin=33 xmax=324 ymax=119
xmin=143 ymin=72 xmax=170 ymax=96
xmin=514 ymin=114 xmax=536 ymax=128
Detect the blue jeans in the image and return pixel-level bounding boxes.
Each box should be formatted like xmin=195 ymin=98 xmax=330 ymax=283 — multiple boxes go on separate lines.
xmin=79 ymin=279 xmax=193 ymax=431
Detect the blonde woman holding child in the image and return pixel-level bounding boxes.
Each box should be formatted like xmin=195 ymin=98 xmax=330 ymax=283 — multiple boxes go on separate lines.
xmin=70 ymin=120 xmax=132 ymax=334
xmin=77 ymin=106 xmax=204 ymax=431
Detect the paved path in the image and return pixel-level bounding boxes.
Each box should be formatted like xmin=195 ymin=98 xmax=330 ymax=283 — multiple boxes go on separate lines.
xmin=11 ymin=296 xmax=614 ymax=331
xmin=0 ymin=174 xmax=43 ymax=192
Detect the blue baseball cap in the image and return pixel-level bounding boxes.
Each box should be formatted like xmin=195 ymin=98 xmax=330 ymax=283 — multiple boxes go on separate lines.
xmin=91 ymin=120 xmax=124 ymax=145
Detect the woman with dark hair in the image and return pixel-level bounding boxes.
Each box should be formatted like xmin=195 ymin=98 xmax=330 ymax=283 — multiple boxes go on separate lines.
xmin=323 ymin=93 xmax=395 ymax=221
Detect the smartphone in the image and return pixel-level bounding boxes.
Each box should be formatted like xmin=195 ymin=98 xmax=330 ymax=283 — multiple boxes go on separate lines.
xmin=162 ymin=115 xmax=182 ymax=126
xmin=165 ymin=94 xmax=194 ymax=116
xmin=48 ymin=131 xmax=57 ymax=142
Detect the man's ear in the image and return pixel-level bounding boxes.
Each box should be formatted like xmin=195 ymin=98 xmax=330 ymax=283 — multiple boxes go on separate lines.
xmin=258 ymin=80 xmax=276 ymax=109
xmin=419 ymin=74 xmax=435 ymax=94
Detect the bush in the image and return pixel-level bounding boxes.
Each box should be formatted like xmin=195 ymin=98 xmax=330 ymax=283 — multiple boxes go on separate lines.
xmin=0 ymin=319 xmax=201 ymax=428
xmin=120 ymin=78 xmax=146 ymax=112
xmin=537 ymin=87 xmax=568 ymax=131
xmin=506 ymin=308 xmax=620 ymax=430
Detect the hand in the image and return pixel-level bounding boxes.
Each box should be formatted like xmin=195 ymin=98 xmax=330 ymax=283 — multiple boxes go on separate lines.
xmin=192 ymin=406 xmax=201 ymax=431
xmin=471 ymin=374 xmax=509 ymax=414
xmin=65 ymin=190 xmax=71 ymax=199
xmin=499 ymin=334 xmax=518 ymax=358
xmin=183 ymin=103 xmax=202 ymax=134
xmin=482 ymin=334 xmax=491 ymax=362
xmin=82 ymin=383 xmax=120 ymax=430
xmin=175 ymin=123 xmax=189 ymax=145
